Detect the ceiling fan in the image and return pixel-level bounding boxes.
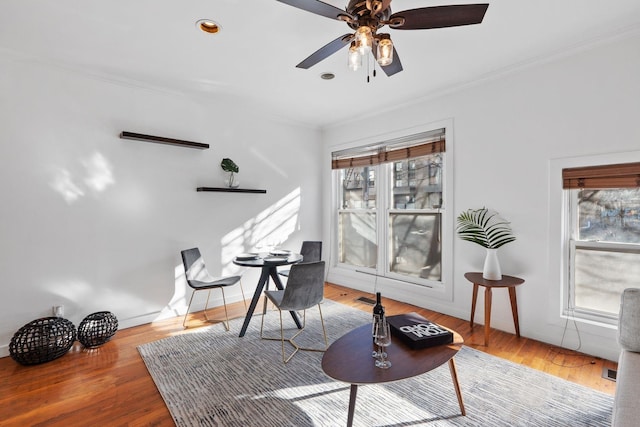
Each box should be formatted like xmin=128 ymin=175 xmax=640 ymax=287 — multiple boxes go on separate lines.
xmin=276 ymin=0 xmax=489 ymax=76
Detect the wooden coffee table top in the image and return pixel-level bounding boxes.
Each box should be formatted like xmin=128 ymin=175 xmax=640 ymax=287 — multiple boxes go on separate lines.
xmin=322 ymin=323 xmax=463 ymax=385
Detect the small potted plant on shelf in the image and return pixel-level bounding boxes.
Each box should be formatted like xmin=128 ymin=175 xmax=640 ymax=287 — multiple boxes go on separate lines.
xmin=456 ymin=207 xmax=516 ymax=280
xmin=221 ymin=158 xmax=239 ymax=188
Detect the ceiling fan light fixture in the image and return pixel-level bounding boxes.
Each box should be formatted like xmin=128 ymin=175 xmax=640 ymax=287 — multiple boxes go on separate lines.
xmin=354 ymin=26 xmax=373 ymax=54
xmin=278 ymin=0 xmax=489 ymax=77
xmin=376 ymin=34 xmax=393 ymax=66
xmin=348 ymin=41 xmax=362 ymax=71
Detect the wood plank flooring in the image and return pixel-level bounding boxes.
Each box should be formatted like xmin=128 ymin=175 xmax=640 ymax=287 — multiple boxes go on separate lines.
xmin=0 ymin=283 xmax=618 ymax=426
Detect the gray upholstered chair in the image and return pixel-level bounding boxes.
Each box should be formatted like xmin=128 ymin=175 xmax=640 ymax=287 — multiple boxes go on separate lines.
xmin=279 ymin=241 xmax=322 ymax=278
xmin=181 ymin=248 xmax=246 ymax=330
xmin=261 ymin=260 xmax=327 ymax=363
xmin=613 ymin=288 xmax=640 ymax=426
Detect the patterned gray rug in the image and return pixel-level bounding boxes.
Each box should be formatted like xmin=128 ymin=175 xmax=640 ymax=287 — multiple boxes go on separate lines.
xmin=138 ymin=300 xmax=613 ymax=426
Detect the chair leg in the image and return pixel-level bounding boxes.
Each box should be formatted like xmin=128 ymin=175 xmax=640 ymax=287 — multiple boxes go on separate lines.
xmin=290 ymin=304 xmax=328 ymax=353
xmin=239 ymin=280 xmax=247 ymax=311
xmin=185 ymin=288 xmax=230 ymax=331
xmin=220 ymin=288 xmax=230 ymax=332
xmin=279 ymin=310 xmax=292 ymax=363
xmin=260 ymin=293 xmax=269 ymax=339
xmin=260 ymin=304 xmax=299 ymax=363
xmin=183 ymin=290 xmax=197 ymax=328
xmin=318 ymin=303 xmax=328 ymax=349
xmin=260 ymin=303 xmax=326 ymax=363
xmin=202 ymin=289 xmax=213 ymax=321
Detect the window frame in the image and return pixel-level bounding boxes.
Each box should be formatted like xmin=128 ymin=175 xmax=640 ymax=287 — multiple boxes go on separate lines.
xmin=386 ymin=152 xmax=444 ymax=283
xmin=336 ymin=165 xmax=378 ymax=269
xmin=326 ymin=123 xmax=454 ymax=303
xmin=559 ymin=156 xmax=640 ymax=326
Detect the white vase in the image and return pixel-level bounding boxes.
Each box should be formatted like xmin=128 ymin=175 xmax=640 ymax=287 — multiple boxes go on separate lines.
xmin=483 ymin=248 xmax=502 ymax=280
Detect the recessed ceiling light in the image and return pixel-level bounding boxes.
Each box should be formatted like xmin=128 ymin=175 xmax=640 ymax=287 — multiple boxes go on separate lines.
xmin=196 ymin=19 xmax=221 ymax=34
xmin=320 ymin=72 xmax=335 ymax=80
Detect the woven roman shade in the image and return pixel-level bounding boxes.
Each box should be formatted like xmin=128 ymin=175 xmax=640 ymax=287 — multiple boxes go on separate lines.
xmin=562 ymin=162 xmax=640 ymax=189
xmin=332 ymin=134 xmax=445 ymax=170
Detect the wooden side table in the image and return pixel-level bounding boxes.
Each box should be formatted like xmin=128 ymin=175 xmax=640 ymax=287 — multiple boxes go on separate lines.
xmin=464 ymin=272 xmax=524 ymax=346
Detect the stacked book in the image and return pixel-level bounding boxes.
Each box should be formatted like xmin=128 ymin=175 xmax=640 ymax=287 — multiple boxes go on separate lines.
xmin=386 ymin=312 xmax=453 ymax=349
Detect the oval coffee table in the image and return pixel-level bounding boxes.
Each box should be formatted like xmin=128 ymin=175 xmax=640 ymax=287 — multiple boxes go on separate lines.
xmin=321 ymin=322 xmax=465 ymax=426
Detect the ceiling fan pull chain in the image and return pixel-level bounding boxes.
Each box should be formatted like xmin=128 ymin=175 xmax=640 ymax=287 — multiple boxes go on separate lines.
xmin=367 ymin=53 xmax=371 ymax=83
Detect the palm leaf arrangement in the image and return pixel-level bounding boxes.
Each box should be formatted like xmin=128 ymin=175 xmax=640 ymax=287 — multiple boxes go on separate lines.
xmin=456 ymin=207 xmax=516 ymax=249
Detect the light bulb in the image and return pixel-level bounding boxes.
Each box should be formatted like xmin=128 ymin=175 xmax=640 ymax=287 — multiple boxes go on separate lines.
xmin=377 ymin=35 xmax=393 ymax=66
xmin=355 ymin=26 xmax=373 ymax=54
xmin=348 ymin=41 xmax=362 ymax=71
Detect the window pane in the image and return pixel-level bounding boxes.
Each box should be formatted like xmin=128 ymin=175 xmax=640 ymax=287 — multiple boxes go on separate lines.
xmin=338 ymin=212 xmax=377 ymax=268
xmin=392 ymin=153 xmax=442 ymax=209
xmin=574 ymin=246 xmax=640 ymax=315
xmin=340 ymin=167 xmax=376 ymax=209
xmin=577 ymin=188 xmax=640 ymax=243
xmin=389 ymin=213 xmax=441 ymax=281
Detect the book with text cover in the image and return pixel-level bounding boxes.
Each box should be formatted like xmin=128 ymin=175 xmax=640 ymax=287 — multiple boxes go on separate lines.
xmin=386 ymin=312 xmax=453 ymax=349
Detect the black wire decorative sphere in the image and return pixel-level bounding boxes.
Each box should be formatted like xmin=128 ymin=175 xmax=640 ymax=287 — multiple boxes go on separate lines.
xmin=9 ymin=317 xmax=76 ymax=365
xmin=77 ymin=311 xmax=118 ymax=348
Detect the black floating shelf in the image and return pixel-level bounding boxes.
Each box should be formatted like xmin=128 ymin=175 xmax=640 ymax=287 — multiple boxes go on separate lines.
xmin=120 ymin=131 xmax=209 ymax=149
xmin=197 ymin=187 xmax=267 ymax=194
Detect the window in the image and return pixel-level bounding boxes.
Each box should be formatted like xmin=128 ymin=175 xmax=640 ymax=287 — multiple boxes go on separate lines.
xmin=338 ymin=165 xmax=377 ymax=268
xmin=389 ymin=153 xmax=443 ymax=281
xmin=333 ymin=130 xmax=445 ymax=286
xmin=563 ymin=162 xmax=640 ymax=323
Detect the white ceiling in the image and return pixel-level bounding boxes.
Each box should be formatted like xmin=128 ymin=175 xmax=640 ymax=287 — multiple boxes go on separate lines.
xmin=2 ymin=0 xmax=640 ymax=128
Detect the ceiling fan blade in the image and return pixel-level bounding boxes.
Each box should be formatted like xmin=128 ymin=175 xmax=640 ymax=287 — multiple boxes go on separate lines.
xmin=276 ymin=0 xmax=354 ymax=21
xmin=390 ymin=4 xmax=489 ymax=30
xmin=373 ymin=46 xmax=403 ymax=76
xmin=296 ymin=34 xmax=353 ymax=69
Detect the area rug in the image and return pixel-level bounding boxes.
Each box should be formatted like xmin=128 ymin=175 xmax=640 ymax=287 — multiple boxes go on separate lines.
xmin=138 ymin=300 xmax=613 ymax=427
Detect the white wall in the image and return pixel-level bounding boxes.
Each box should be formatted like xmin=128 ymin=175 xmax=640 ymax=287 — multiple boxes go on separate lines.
xmin=0 ymin=55 xmax=322 ymax=357
xmin=322 ymin=31 xmax=640 ymax=361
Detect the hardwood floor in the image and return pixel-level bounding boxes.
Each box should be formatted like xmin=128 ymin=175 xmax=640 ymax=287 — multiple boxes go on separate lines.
xmin=0 ymin=283 xmax=618 ymax=426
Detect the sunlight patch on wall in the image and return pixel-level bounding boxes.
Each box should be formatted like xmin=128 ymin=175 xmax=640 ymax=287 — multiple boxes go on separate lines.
xmin=83 ymin=152 xmax=114 ymax=192
xmin=221 ymin=187 xmax=301 ymax=273
xmin=158 ymin=264 xmax=189 ymax=321
xmin=50 ymin=152 xmax=114 ymax=203
xmin=51 ymin=169 xmax=84 ymax=203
